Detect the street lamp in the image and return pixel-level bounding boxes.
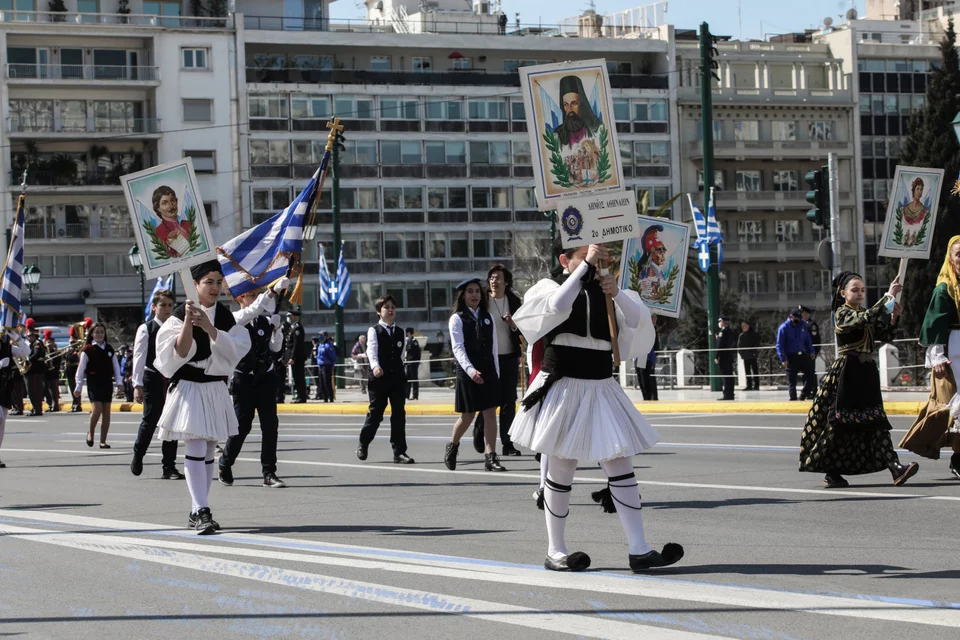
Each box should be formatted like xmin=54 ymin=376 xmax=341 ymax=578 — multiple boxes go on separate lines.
xmin=128 ymin=245 xmax=145 ymax=311
xmin=22 ymin=264 xmax=41 ymax=317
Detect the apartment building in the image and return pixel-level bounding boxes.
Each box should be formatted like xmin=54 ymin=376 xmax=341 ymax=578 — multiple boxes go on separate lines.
xmin=0 ymin=0 xmax=238 ymax=325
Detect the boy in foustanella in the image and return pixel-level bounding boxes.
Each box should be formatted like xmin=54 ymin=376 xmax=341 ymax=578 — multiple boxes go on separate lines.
xmin=715 ymin=316 xmax=737 ymax=401
xmin=152 ymin=186 xmax=192 ymax=258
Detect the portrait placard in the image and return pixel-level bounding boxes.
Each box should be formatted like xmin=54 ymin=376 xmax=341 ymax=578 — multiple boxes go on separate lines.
xmin=519 ymin=59 xmax=625 ymax=210
xmin=556 ymin=191 xmax=638 ymax=249
xmin=617 ymin=215 xmax=691 ymax=319
xmin=878 ymin=165 xmax=945 ymax=260
xmin=121 ymin=158 xmax=216 ymax=279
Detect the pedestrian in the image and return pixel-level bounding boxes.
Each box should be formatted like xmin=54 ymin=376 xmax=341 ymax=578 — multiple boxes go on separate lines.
xmin=473 ymin=264 xmax=523 ymax=456
xmin=130 ymin=289 xmax=184 ymax=480
xmin=799 ymin=306 xmax=821 ymax=358
xmin=121 ymin=345 xmax=135 ymax=401
xmin=0 ymin=328 xmax=29 ymax=468
xmin=799 ymin=272 xmax=918 ymax=488
xmin=715 ymin=316 xmax=736 ymax=401
xmin=309 ymin=336 xmax=321 ymax=399
xmin=443 ymin=277 xmax=506 ymax=472
xmin=274 ymin=318 xmax=288 ymax=403
xmin=351 ymin=334 xmax=369 ymax=394
xmin=153 ymin=261 xmax=251 ymax=535
xmin=357 ymin=295 xmax=414 ymax=464
xmin=219 ymin=279 xmax=288 ymax=489
xmin=404 ymin=328 xmax=421 ymax=401
xmin=509 ymin=240 xmax=682 ymax=572
xmin=738 ymin=320 xmax=760 ymax=391
xmin=498 ymin=10 xmax=507 ymax=34
xmin=316 ymin=331 xmax=337 ymax=402
xmin=74 ymin=322 xmax=122 ymax=447
xmin=639 ymin=326 xmax=659 ymax=401
xmin=776 ymin=309 xmax=816 ymax=401
xmin=43 ymin=329 xmax=61 ymax=412
xmin=22 ymin=319 xmax=46 ymax=416
xmin=64 ymin=326 xmax=82 ymax=412
xmin=285 ymin=309 xmax=307 ymax=403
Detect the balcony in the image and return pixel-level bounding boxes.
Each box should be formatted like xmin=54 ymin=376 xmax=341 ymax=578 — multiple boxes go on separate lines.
xmin=10 ymin=169 xmax=125 ymax=190
xmin=744 ymin=290 xmax=832 ymax=311
xmin=714 ymin=190 xmax=853 ymax=210
xmin=686 ymin=139 xmax=854 ymax=159
xmin=23 ymin=222 xmax=135 ymax=241
xmin=246 ymin=67 xmax=668 ymax=90
xmin=6 ymin=118 xmax=161 ymax=138
xmin=724 ymin=241 xmax=820 ymax=262
xmin=679 ymin=86 xmax=852 ymax=105
xmin=5 ymin=64 xmax=160 ymax=84
xmin=0 ymin=10 xmax=229 ymax=28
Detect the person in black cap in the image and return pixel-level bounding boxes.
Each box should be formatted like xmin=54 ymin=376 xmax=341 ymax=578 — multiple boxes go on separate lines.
xmin=285 ymin=308 xmax=307 ymax=403
xmin=715 ymin=316 xmax=737 ymax=401
xmin=554 ymin=75 xmax=603 ymax=149
xmin=444 ymin=277 xmax=506 ymax=472
xmin=152 ymin=260 xmax=252 ymax=534
xmin=737 ymin=320 xmax=761 ymax=391
xmin=799 ymin=305 xmax=821 ymax=358
xmin=404 ymin=327 xmax=421 ymax=401
xmin=776 ymin=309 xmax=816 ymax=401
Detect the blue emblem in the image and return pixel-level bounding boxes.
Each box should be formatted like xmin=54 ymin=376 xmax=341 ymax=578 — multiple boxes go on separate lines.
xmin=561 ymin=206 xmax=583 ymax=242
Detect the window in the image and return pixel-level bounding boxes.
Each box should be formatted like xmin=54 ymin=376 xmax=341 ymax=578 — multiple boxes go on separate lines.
xmin=183 ymin=99 xmax=213 ymax=123
xmin=413 ymin=57 xmax=432 ymax=72
xmin=9 ymin=99 xmax=53 ymax=132
xmin=772 ymin=121 xmax=796 ymax=141
xmin=93 ymin=101 xmax=142 ymax=132
xmin=859 ymin=95 xmax=871 ymax=114
xmin=381 ymin=141 xmax=422 ymax=164
xmin=737 ymin=221 xmax=764 ymax=243
xmin=862 ymin=180 xmax=874 ymax=201
xmin=873 ymin=139 xmax=886 ymax=157
xmin=184 ymin=150 xmax=216 ymax=173
xmin=383 ymin=187 xmax=423 ymax=210
xmin=143 ymin=1 xmax=181 ymax=26
xmin=739 ymin=271 xmax=765 ymax=294
xmin=384 ymin=233 xmax=424 ymax=260
xmin=249 ymin=140 xmax=290 ymax=166
xmin=613 ymin=99 xmax=630 ymax=122
xmin=381 ymin=97 xmax=419 ymax=120
xmin=425 ymin=99 xmax=463 ymax=120
xmin=469 ymin=141 xmax=510 ymax=164
xmin=634 ymin=142 xmax=669 ymax=164
xmin=468 ymin=99 xmax=507 ymax=120
xmin=697 ymin=170 xmax=725 ymax=191
xmin=885 ymin=95 xmax=899 ymax=113
xmin=473 ymin=232 xmax=511 ymax=258
xmin=780 ymin=270 xmax=800 ymax=293
xmin=342 ymin=141 xmax=377 ymax=165
xmin=471 ymin=187 xmax=510 ymax=209
xmin=249 ymin=96 xmax=288 ymax=119
xmin=776 ymin=221 xmax=800 ymax=242
xmin=427 ymin=187 xmax=467 ymax=210
xmin=736 ymin=170 xmax=761 ymax=192
xmin=292 ymin=140 xmax=325 ymax=165
xmin=696 ymin=119 xmax=724 ymax=141
xmin=912 ymin=95 xmax=926 ymax=112
xmin=515 ymin=187 xmax=537 ymax=209
xmin=70 ymin=255 xmax=86 ymax=277
xmin=887 ymin=137 xmax=901 ymax=158
xmin=291 ymin=96 xmax=330 ymax=120
xmin=512 ymin=141 xmax=531 ymax=165
xmin=875 ymin=179 xmax=889 ymax=202
xmin=182 ymin=48 xmax=209 ymax=70
xmin=607 ymin=61 xmax=632 ymax=75
xmin=510 ymin=100 xmax=525 ymax=121
xmin=430 ymin=232 xmax=469 ymax=258
xmin=203 ymin=202 xmax=217 ymax=226
xmin=78 ymin=0 xmax=98 ymax=22
xmin=370 ymin=56 xmax=391 ymax=71
xmin=772 ymin=170 xmax=798 ymax=191
xmin=633 ymin=99 xmax=667 ymax=122
xmin=294 ymin=55 xmax=334 ymax=71
xmin=335 ymin=187 xmax=378 ymax=210
xmin=252 ymin=188 xmax=292 ymax=221
xmin=333 ymin=95 xmax=375 ymax=120
xmin=734 ymin=120 xmax=760 ymax=141
xmin=451 ymin=57 xmax=472 ymax=70
xmin=808 ymin=121 xmax=834 ymax=141
xmin=502 ymin=59 xmax=548 ymax=73
xmin=425 ymin=141 xmax=466 ymax=164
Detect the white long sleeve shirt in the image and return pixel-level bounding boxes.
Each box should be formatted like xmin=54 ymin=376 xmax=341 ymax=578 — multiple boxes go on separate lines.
xmin=131 ymin=318 xmax=162 ymax=388
xmin=448 ymin=307 xmax=500 ymax=377
xmin=75 ymin=342 xmax=123 ymax=393
xmin=366 ymin=320 xmax=401 ymax=370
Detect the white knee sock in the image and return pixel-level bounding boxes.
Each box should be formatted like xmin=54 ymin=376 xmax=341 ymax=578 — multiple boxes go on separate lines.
xmin=184 ymin=439 xmax=209 ymax=513
xmin=204 ymin=440 xmax=217 ymax=500
xmin=538 ymin=454 xmax=549 ymax=490
xmin=544 ymin=456 xmax=578 ymax=560
xmin=600 ymin=457 xmax=652 ymax=556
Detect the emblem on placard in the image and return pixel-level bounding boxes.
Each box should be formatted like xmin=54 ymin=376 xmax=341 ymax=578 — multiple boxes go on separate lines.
xmin=258 ymin=329 xmax=265 ymax=336
xmin=561 ymin=206 xmax=583 ymax=242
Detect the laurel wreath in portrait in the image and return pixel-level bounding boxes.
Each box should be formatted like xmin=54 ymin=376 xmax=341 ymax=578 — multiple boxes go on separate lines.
xmin=142 ymin=204 xmax=202 ymax=261
xmin=542 ymin=123 xmax=613 ymax=188
xmin=891 ymin=205 xmax=929 ymax=247
xmin=628 ymin=258 xmax=679 ymax=304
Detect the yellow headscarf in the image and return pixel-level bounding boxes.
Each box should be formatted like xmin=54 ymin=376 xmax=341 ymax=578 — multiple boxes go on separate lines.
xmin=935 ymin=235 xmax=960 ymax=319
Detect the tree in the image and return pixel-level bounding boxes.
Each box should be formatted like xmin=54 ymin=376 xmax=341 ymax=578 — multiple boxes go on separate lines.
xmin=48 ymin=0 xmax=67 ymax=21
xmin=890 ymin=17 xmax=960 ymax=336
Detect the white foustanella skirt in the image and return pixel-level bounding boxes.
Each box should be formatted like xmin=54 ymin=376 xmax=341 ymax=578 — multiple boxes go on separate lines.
xmin=509 ymin=371 xmax=661 ymax=462
xmin=156 ymin=379 xmax=239 ymax=442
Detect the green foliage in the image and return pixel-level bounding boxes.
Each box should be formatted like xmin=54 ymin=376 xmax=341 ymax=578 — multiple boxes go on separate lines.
xmin=628 ymin=256 xmax=641 ymax=291
xmin=887 ymin=17 xmax=960 ymax=337
xmin=596 ymin=125 xmax=612 ymax=183
xmin=542 ymin=126 xmax=573 ymax=188
xmin=143 ymin=221 xmax=167 ymax=262
xmin=655 ymin=265 xmax=680 ymax=303
xmin=893 ymin=208 xmax=904 ymax=244
xmin=185 ymin=206 xmax=202 ymax=252
xmin=916 ymin=211 xmax=931 ymax=246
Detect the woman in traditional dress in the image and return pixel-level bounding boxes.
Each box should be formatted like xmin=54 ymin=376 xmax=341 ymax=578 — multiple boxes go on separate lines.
xmin=74 ymin=322 xmax=123 ymax=448
xmin=443 ymin=278 xmax=505 ymax=472
xmin=799 ymin=271 xmax=918 ymax=488
xmin=0 ymin=329 xmax=30 ymax=468
xmin=154 ymin=261 xmax=251 ymax=534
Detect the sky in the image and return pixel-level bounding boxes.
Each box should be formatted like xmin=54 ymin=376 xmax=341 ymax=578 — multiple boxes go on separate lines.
xmin=329 ymin=0 xmax=867 ymax=40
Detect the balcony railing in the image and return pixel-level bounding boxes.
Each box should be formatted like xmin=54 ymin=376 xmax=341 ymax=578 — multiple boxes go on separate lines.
xmin=246 ymin=67 xmax=668 ymax=90
xmin=6 ymin=118 xmax=161 ymax=135
xmin=687 ymin=139 xmax=851 ymax=156
xmin=715 ymin=190 xmax=853 ymax=205
xmin=9 ymin=169 xmax=126 ymax=188
xmin=23 ymin=222 xmax=134 ymax=240
xmin=0 ymin=10 xmax=230 ymax=28
xmin=6 ymin=64 xmax=160 ymax=81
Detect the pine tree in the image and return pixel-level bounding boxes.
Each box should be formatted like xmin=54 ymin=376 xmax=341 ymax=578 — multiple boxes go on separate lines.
xmin=893 ymin=17 xmax=960 ymax=336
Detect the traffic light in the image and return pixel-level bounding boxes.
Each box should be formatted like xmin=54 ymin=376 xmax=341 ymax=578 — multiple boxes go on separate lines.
xmin=700 ymin=24 xmax=720 ymax=82
xmin=805 ymin=165 xmax=829 ymax=229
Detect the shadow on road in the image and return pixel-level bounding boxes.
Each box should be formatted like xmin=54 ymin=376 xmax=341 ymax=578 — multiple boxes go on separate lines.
xmin=234 ymin=523 xmax=513 ymax=537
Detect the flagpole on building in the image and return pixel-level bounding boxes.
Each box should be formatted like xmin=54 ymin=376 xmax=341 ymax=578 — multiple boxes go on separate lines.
xmin=327 ymin=117 xmax=347 ymax=390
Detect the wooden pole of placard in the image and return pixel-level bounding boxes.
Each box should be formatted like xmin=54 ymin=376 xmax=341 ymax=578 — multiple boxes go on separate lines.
xmin=601 ymin=256 xmax=621 ymax=365
xmin=896 ymin=258 xmax=908 ymax=302
xmin=178 ymin=268 xmax=199 ymax=303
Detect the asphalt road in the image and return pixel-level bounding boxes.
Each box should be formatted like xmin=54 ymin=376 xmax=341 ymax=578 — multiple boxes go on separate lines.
xmin=1 ymin=410 xmax=958 ymax=640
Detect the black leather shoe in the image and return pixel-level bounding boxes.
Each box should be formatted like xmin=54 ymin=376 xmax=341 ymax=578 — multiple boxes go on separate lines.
xmin=393 ymin=453 xmax=415 ymax=464
xmin=356 ymin=443 xmax=368 ymax=461
xmin=444 ymin=442 xmax=459 ymax=470
xmin=823 ymin=472 xmax=848 ymax=488
xmin=890 ymin=461 xmax=919 ymax=486
xmin=485 ymin=453 xmax=506 ymax=472
xmin=502 ymin=444 xmax=522 ymax=456
xmin=218 ymin=460 xmax=234 ymax=486
xmin=130 ymin=454 xmax=144 ymax=477
xmin=629 ymin=543 xmax=684 ymax=572
xmin=544 ymin=551 xmax=591 ymax=572
xmin=472 ymin=423 xmax=484 ymax=454
xmin=162 ymin=467 xmax=185 ymax=480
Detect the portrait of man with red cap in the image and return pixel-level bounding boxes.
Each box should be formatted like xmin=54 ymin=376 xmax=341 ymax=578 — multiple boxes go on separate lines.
xmin=637 ymin=225 xmax=669 ymax=302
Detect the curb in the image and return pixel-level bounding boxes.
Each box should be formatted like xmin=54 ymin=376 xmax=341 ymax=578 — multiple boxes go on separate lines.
xmin=24 ymin=400 xmax=925 ymax=417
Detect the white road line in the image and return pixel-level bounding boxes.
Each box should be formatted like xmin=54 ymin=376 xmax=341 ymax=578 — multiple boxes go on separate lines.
xmin=2 ymin=510 xmax=958 ymax=630
xmin=0 ymin=520 xmax=719 ymax=640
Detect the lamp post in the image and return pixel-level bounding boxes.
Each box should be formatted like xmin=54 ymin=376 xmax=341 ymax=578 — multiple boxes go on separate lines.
xmin=23 ymin=264 xmax=41 ymax=317
xmin=128 ymin=245 xmax=145 ymax=311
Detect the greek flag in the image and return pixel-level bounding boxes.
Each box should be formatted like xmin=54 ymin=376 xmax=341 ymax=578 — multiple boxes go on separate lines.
xmin=687 ymin=194 xmax=711 ymax=273
xmin=0 ymin=194 xmax=26 ymax=332
xmin=318 ymin=244 xmax=335 ymax=309
xmin=217 ymin=158 xmax=327 ymax=298
xmin=144 ymin=277 xmax=164 ymax=321
xmin=335 ymin=243 xmax=352 ymax=307
xmin=707 ymin=187 xmax=723 ymax=268
xmin=688 ymin=193 xmax=707 ymax=240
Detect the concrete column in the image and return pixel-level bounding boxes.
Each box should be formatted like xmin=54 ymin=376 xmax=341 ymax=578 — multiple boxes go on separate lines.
xmin=754 ymin=62 xmax=761 ymax=89
xmin=879 ymin=344 xmax=901 ymax=386
xmin=762 ymin=61 xmax=770 ymax=88
xmin=791 ymin=62 xmax=798 ymax=89
xmin=737 ymin=355 xmax=747 ymax=389
xmin=677 ymin=349 xmax=696 ymax=387
xmin=827 ymin=63 xmax=835 ymax=90
xmin=723 ymin=61 xmax=732 ymax=88
xmin=799 ymin=62 xmax=806 ymax=89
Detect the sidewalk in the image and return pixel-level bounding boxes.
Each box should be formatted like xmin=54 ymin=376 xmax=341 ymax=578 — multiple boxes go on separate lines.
xmin=42 ymin=385 xmax=930 ymax=416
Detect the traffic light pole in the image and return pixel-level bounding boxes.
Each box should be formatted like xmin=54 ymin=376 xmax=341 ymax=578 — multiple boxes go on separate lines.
xmin=331 ymin=133 xmax=346 ymax=390
xmin=827 ymin=152 xmax=841 ymax=278
xmin=700 ymin=22 xmax=721 ymax=393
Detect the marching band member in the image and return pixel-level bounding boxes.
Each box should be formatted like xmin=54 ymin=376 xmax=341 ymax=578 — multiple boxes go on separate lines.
xmin=42 ymin=329 xmax=61 ymax=412
xmin=74 ymin=322 xmax=123 ymax=447
xmin=23 ymin=319 xmax=46 ymax=417
xmin=0 ymin=328 xmax=29 ymax=468
xmin=64 ymin=325 xmax=84 ymax=412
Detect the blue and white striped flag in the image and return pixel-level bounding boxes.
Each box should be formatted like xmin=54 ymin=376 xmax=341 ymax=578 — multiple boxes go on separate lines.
xmin=707 ymin=187 xmax=723 ymax=269
xmin=335 ymin=242 xmax=352 ymax=307
xmin=217 ymin=158 xmax=327 ymax=298
xmin=318 ymin=244 xmax=335 ymax=309
xmin=688 ymin=193 xmax=707 ymax=240
xmin=144 ymin=277 xmax=165 ymax=321
xmin=0 ymin=194 xmax=26 ymax=333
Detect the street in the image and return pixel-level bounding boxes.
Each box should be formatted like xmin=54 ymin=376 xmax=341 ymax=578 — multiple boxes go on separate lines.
xmin=1 ymin=410 xmax=958 ymax=640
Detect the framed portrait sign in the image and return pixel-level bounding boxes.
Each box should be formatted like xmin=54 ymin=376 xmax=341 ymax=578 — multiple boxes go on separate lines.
xmin=878 ymin=165 xmax=945 ymax=260
xmin=617 ymin=215 xmax=691 ymax=319
xmin=519 ymin=59 xmax=626 ymax=211
xmin=120 ymin=158 xmax=216 ymax=279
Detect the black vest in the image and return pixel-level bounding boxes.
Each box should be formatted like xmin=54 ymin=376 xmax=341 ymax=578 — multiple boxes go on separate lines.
xmin=235 ymin=315 xmax=273 ymax=379
xmin=546 ymin=272 xmax=612 ymax=344
xmin=457 ymin=308 xmax=496 ymax=373
xmin=144 ymin=319 xmax=161 ymax=373
xmin=172 ymin=302 xmax=237 ymax=363
xmin=374 ymin=324 xmax=404 ymax=377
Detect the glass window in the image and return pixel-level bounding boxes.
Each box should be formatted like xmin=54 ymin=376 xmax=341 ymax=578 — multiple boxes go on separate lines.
xmin=808 ymin=121 xmax=834 ymax=141
xmin=60 ymin=100 xmax=86 ymax=132
xmin=885 ymin=95 xmax=898 ymax=113
xmin=912 ymin=95 xmax=926 ymax=111
xmin=426 ymin=99 xmax=463 ymax=120
xmin=291 ymin=96 xmax=330 ymax=119
xmin=182 ymin=48 xmax=208 ymax=69
xmin=771 ymin=121 xmax=796 ymax=141
xmin=334 ymin=95 xmax=375 ymax=120
xmin=471 ymin=187 xmax=510 ymax=209
xmin=413 ymin=57 xmax=432 ymax=72
xmin=184 ymin=150 xmax=216 ymax=173
xmin=875 ymin=179 xmax=889 ymax=202
xmin=874 ymin=139 xmax=886 ymax=157
xmin=451 ymin=57 xmax=472 ymax=70
xmin=697 ymin=170 xmax=725 ymax=191
xmin=734 ymin=120 xmax=759 ymax=141
xmin=449 ymin=187 xmax=467 ymax=209
xmin=249 ymin=139 xmax=289 ymax=165
xmin=515 ymin=187 xmax=537 ymax=209
xmin=737 ymin=221 xmax=764 ymax=243
xmin=613 ymin=99 xmax=630 ymax=122
xmin=342 ymin=141 xmax=377 ymax=165
xmin=510 ymin=100 xmax=524 ymax=121
xmin=370 ymin=56 xmax=390 ymax=71
xmin=471 ymin=142 xmax=508 ymax=164
xmin=381 ymin=97 xmax=418 ymax=120
xmin=773 ymin=170 xmax=797 ymax=191
xmin=9 ymin=99 xmax=53 ymax=132
xmin=862 ymin=180 xmax=874 ymax=201
xmin=249 ymin=96 xmax=288 ymax=119
xmin=859 ymin=94 xmax=871 ymax=114
xmin=887 ymin=137 xmax=900 ymax=158
xmin=739 ymin=271 xmax=765 ymax=294
xmin=143 ymin=1 xmax=181 ymax=26
xmin=468 ymin=99 xmax=507 ymax=120
xmin=183 ymin=98 xmax=213 ymax=123
xmin=776 ymin=220 xmax=800 ymax=242
xmin=607 ymin=61 xmax=632 ymax=75
xmin=512 ymin=140 xmax=531 ymax=165
xmin=736 ymin=170 xmax=761 ymax=192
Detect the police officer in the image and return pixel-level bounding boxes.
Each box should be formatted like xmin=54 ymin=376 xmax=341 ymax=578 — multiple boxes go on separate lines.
xmin=799 ymin=306 xmax=821 ymax=356
xmin=715 ymin=316 xmax=737 ymax=401
xmin=285 ymin=308 xmax=307 ymax=403
xmin=219 ymin=283 xmax=287 ymax=488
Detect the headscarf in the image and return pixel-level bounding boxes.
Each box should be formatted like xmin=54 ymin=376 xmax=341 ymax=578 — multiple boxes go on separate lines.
xmin=831 ymin=270 xmax=862 ymax=312
xmin=935 ymin=235 xmax=960 ymax=320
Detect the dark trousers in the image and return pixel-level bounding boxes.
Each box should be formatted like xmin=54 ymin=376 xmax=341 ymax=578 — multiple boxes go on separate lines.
xmin=224 ymin=374 xmax=279 ymax=475
xmin=405 ymin=363 xmax=419 ymax=399
xmin=25 ymin=372 xmax=45 ymax=413
xmin=65 ymin=366 xmax=80 ymax=410
xmin=640 ymin=364 xmax=658 ymax=401
xmin=318 ymin=364 xmax=334 ymax=401
xmin=275 ymin=364 xmax=286 ymax=403
xmin=292 ymin=359 xmax=307 ymax=401
xmin=359 ymin=375 xmax=407 ymax=455
xmin=11 ymin=374 xmax=24 ymax=412
xmin=475 ymin=354 xmax=520 ymax=447
xmin=719 ymin=360 xmax=735 ymax=399
xmin=743 ymin=358 xmax=759 ymax=390
xmin=133 ymin=372 xmax=178 ymax=470
xmin=786 ymin=353 xmax=817 ymax=400
xmin=44 ymin=373 xmax=60 ymax=408
xmin=307 ymin=364 xmax=320 ymax=398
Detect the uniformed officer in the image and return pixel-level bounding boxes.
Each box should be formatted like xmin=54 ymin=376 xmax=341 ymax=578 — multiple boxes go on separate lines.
xmin=23 ymin=319 xmax=47 ymax=416
xmin=799 ymin=306 xmax=821 ymax=356
xmin=715 ymin=316 xmax=737 ymax=401
xmin=285 ymin=308 xmax=307 ymax=403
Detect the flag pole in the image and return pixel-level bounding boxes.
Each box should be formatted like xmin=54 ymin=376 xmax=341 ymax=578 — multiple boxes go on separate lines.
xmin=327 ymin=118 xmax=347 ymax=389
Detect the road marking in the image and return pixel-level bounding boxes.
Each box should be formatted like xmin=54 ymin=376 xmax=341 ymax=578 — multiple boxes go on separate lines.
xmin=0 ymin=520 xmax=720 ymax=640
xmin=2 ymin=510 xmax=960 ymax=630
